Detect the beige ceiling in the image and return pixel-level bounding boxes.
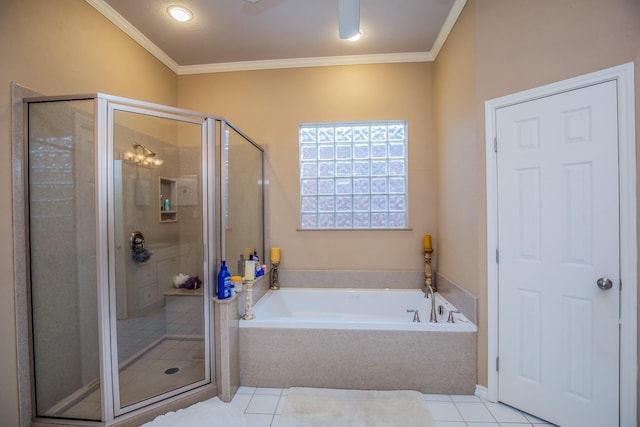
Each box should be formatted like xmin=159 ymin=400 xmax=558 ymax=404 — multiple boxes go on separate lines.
xmin=87 ymin=0 xmax=466 ymax=74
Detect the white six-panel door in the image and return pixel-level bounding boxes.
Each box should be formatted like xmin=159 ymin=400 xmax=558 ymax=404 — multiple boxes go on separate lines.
xmin=495 ymin=80 xmax=620 ymax=426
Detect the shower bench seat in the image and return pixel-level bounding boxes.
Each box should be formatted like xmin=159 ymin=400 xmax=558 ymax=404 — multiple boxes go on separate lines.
xmin=164 ymin=288 xmax=204 ymax=338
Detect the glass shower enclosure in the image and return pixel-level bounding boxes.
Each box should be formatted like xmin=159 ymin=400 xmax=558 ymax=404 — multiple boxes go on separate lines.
xmin=23 ymin=93 xmax=264 ymax=424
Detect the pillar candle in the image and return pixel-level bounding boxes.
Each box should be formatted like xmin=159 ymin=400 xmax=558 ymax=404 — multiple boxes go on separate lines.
xmin=244 ymin=260 xmax=256 ymax=281
xmin=270 ymin=247 xmax=280 ymax=263
xmin=423 ymin=235 xmax=432 ymax=250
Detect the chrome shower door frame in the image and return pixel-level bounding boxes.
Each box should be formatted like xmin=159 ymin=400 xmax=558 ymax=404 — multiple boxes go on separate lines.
xmin=101 ymin=95 xmax=215 ymax=419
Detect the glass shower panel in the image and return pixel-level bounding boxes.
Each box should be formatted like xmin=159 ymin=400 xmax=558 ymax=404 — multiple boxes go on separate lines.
xmin=28 ymin=100 xmax=101 ymax=421
xmin=112 ymin=109 xmax=207 ymax=411
xmin=223 ymin=125 xmax=265 ymax=275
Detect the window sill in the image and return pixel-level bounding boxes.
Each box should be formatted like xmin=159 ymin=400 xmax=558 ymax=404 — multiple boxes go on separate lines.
xmin=296 ymin=227 xmax=414 ymax=231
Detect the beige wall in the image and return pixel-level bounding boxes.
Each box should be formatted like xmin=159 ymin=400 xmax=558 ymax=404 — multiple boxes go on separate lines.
xmin=178 ymin=63 xmax=437 ymax=272
xmin=0 ymin=0 xmax=177 ymax=423
xmin=434 ymin=0 xmax=640 ymax=399
xmin=434 ymin=1 xmax=479 ymax=293
xmin=434 ymin=0 xmax=484 ymax=385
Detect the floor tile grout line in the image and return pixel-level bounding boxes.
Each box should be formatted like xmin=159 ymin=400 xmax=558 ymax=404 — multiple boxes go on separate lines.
xmin=479 ymin=397 xmax=540 ymax=426
xmin=236 ymin=388 xmax=549 ymax=426
xmin=469 ymin=398 xmax=499 ymax=424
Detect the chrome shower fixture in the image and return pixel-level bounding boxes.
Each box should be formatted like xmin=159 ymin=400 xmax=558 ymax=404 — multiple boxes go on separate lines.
xmin=132 ymin=142 xmax=156 ymax=157
xmin=121 ymin=142 xmax=164 ymax=166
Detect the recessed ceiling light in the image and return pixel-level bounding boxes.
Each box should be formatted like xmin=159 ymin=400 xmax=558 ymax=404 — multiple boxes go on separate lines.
xmin=167 ymin=5 xmax=193 ymax=22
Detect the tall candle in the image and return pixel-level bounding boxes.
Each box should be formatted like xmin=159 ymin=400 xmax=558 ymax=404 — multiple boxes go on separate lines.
xmin=423 ymin=235 xmax=432 ymax=250
xmin=244 ymin=260 xmax=256 ymax=281
xmin=270 ymin=247 xmax=280 ymax=263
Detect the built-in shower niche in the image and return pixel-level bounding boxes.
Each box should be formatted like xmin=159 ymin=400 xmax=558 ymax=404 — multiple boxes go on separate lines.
xmin=159 ymin=177 xmax=177 ymax=222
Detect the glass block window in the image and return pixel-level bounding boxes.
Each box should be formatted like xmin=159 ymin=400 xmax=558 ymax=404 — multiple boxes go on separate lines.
xmin=299 ymin=121 xmax=407 ymax=229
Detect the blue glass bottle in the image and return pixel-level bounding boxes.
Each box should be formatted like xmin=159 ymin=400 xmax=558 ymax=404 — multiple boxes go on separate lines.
xmin=217 ymin=260 xmax=231 ymax=299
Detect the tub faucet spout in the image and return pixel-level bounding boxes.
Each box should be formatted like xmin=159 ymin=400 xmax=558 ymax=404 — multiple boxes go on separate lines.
xmin=425 ymin=285 xmax=437 ymax=323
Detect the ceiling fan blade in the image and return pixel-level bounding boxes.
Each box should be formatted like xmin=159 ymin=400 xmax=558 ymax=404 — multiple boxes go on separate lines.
xmin=338 ymin=0 xmax=360 ymax=39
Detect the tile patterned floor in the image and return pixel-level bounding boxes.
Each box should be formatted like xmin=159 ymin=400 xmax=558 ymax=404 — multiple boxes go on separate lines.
xmin=230 ymin=387 xmax=558 ymax=427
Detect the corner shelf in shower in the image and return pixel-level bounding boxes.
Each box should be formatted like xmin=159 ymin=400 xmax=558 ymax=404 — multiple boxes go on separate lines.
xmin=159 ymin=177 xmax=177 ymax=223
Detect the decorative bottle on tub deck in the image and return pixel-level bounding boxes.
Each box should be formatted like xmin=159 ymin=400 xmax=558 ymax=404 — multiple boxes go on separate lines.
xmin=253 ymin=251 xmax=264 ymax=277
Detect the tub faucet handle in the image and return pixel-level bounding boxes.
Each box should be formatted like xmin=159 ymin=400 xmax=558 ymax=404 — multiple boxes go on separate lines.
xmin=407 ymin=309 xmax=420 ymax=323
xmin=447 ymin=310 xmax=460 ymax=323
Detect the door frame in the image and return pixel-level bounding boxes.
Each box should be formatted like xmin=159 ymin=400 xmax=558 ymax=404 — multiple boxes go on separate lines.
xmin=485 ymin=63 xmax=637 ymax=425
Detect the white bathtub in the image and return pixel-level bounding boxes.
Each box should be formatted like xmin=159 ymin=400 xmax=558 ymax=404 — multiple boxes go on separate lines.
xmin=241 ymin=288 xmax=476 ymax=331
xmin=239 ymin=288 xmax=478 ymax=394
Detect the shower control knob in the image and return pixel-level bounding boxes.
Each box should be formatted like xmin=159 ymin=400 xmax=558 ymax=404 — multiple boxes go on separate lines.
xmin=596 ymin=277 xmax=613 ymax=290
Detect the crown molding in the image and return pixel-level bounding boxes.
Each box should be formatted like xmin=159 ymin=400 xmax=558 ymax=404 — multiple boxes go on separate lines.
xmin=430 ymin=0 xmax=467 ymax=58
xmin=86 ymin=0 xmax=466 ymax=76
xmin=177 ymin=51 xmax=433 ymax=75
xmin=84 ymin=0 xmax=180 ymax=73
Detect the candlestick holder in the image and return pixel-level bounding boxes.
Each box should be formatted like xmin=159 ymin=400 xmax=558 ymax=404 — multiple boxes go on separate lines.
xmin=270 ymin=261 xmax=280 ymax=290
xmin=242 ymin=279 xmax=255 ymax=320
xmin=423 ymin=248 xmax=435 ymax=293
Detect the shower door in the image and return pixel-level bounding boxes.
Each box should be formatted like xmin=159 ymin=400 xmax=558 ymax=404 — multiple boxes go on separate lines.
xmin=109 ymin=103 xmax=212 ymax=415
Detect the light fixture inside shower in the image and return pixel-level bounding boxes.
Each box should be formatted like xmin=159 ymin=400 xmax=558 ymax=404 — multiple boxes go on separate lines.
xmin=121 ymin=142 xmax=164 ymax=167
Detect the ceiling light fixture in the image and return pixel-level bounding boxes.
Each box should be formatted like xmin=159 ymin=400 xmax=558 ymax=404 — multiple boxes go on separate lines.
xmin=338 ymin=0 xmax=360 ymax=40
xmin=167 ymin=5 xmax=193 ymax=22
xmin=347 ymin=31 xmax=362 ymax=42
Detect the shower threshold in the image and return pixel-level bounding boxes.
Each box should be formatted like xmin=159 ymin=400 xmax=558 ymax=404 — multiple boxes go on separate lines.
xmin=43 ymin=336 xmax=205 ymax=421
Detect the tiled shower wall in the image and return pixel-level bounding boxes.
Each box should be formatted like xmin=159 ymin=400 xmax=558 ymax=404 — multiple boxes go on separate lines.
xmin=27 ymin=100 xmax=99 ymax=412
